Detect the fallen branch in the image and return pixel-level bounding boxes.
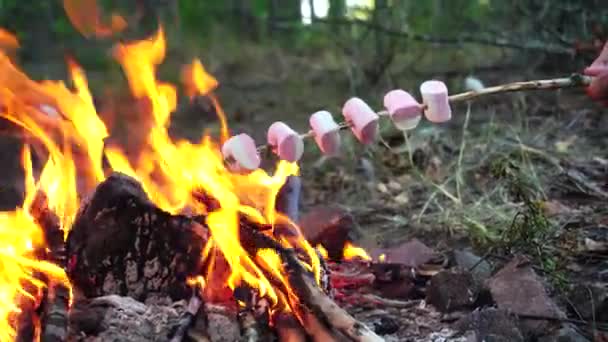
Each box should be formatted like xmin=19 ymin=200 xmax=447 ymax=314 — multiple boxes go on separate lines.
xmin=254 ymin=74 xmax=593 ymax=155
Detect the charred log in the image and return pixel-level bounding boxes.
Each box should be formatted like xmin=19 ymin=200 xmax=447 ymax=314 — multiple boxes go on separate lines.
xmin=66 ymin=172 xmax=209 ymax=302
xmin=27 ymin=191 xmax=69 ymax=342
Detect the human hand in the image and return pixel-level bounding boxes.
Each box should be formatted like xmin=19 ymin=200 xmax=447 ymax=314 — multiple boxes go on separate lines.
xmin=585 ymin=42 xmax=608 ymax=105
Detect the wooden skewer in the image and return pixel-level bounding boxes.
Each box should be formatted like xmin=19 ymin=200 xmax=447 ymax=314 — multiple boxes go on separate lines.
xmin=255 ymin=74 xmax=593 ymax=155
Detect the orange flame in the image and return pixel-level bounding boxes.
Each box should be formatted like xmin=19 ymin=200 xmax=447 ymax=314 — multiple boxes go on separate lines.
xmin=0 ymin=20 xmax=331 ymax=333
xmin=343 ymin=242 xmax=372 ymax=262
xmin=316 ymin=245 xmax=329 ymax=259
xmin=0 ymin=145 xmax=71 ymax=340
xmin=63 ymin=0 xmax=127 ymax=39
xmin=0 ymin=29 xmax=19 ymax=50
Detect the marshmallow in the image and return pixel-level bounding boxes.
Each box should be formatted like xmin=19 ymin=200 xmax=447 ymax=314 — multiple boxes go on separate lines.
xmin=267 ymin=121 xmax=304 ymax=162
xmin=221 ymin=133 xmax=260 ymax=171
xmin=309 ymin=111 xmax=341 ymax=156
xmin=342 ymin=97 xmax=378 ymax=144
xmin=420 ymin=80 xmax=452 ymax=123
xmin=383 ymin=89 xmax=423 ymax=130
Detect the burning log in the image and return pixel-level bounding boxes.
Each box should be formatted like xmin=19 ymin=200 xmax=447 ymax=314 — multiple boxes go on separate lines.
xmin=233 ymin=286 xmax=272 ymax=342
xmin=236 ymin=221 xmax=383 ymax=342
xmin=66 ymin=172 xmax=209 ymax=302
xmin=26 ymin=192 xmax=70 ymax=342
xmin=66 ymin=172 xmax=380 ymax=341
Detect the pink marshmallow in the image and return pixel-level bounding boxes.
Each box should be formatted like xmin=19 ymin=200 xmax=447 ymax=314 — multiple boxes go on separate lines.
xmin=585 ymin=42 xmax=608 ymax=76
xmin=221 ymin=133 xmax=260 ymax=171
xmin=267 ymin=121 xmax=304 ymax=162
xmin=383 ymin=89 xmax=423 ymax=130
xmin=420 ymin=80 xmax=452 ymax=123
xmin=309 ymin=111 xmax=341 ymax=156
xmin=342 ymin=97 xmax=379 ymax=144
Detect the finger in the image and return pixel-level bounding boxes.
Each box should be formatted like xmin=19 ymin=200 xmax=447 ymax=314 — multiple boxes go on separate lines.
xmin=587 ymin=72 xmax=608 ymax=101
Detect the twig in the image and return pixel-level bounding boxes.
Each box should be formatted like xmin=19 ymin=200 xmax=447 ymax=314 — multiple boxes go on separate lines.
xmin=253 ymin=74 xmax=592 ymax=155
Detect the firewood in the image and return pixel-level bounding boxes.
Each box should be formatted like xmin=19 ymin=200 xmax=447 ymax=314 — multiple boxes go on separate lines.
xmin=235 ymin=222 xmax=384 ymax=342
xmin=275 ymin=313 xmax=307 ymax=342
xmin=233 ymin=285 xmax=272 ymax=342
xmin=29 ymin=191 xmax=69 ymax=342
xmin=66 ymin=172 xmax=209 ymax=302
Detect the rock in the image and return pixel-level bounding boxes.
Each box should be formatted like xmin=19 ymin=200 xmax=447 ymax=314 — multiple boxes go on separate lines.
xmin=452 ymin=249 xmax=492 ymax=283
xmin=69 ymin=295 xmax=183 ymax=341
xmin=298 ymin=205 xmax=354 ymax=260
xmin=370 ymin=239 xmax=437 ymax=268
xmin=568 ymin=282 xmax=608 ymax=321
xmin=538 ymin=324 xmax=590 ymax=342
xmin=486 ymin=255 xmax=566 ymax=336
xmin=427 ymin=270 xmax=479 ymax=312
xmin=454 ymin=307 xmax=524 ymax=342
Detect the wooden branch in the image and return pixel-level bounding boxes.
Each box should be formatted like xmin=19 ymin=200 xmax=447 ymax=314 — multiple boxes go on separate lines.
xmin=235 ymin=221 xmax=383 ymax=342
xmin=29 ymin=192 xmax=70 ymax=342
xmin=253 ymin=74 xmax=593 ymax=155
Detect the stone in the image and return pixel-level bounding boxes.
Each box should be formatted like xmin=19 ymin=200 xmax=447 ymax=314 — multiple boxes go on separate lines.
xmin=298 ymin=205 xmax=354 ymax=260
xmin=370 ymin=239 xmax=437 ymax=268
xmin=452 ymin=249 xmax=492 ymax=284
xmin=427 ymin=270 xmax=479 ymax=312
xmin=454 ymin=307 xmax=524 ymax=342
xmin=486 ymin=255 xmax=566 ymax=336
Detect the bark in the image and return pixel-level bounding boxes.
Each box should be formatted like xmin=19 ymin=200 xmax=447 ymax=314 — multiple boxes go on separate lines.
xmin=29 ymin=192 xmax=69 ymax=342
xmin=66 ymin=172 xmax=209 ymax=302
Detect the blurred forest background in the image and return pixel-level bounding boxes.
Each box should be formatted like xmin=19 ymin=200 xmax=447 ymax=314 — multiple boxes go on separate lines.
xmin=1 ymin=0 xmax=605 ymax=138
xmin=1 ymin=0 xmax=608 ymax=252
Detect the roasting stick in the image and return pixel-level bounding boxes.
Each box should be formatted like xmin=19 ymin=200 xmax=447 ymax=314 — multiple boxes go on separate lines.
xmin=251 ymin=74 xmax=593 ymax=156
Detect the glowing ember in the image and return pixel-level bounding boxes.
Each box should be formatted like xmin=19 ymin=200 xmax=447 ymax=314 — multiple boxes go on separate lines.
xmin=378 ymin=253 xmax=387 ymax=263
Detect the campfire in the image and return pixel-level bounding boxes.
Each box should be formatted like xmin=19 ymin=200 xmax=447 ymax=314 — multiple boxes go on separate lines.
xmin=0 ymin=5 xmax=387 ymax=342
